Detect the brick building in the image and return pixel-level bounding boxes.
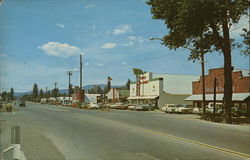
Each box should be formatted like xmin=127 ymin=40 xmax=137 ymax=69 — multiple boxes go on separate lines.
xmin=186 ymin=68 xmax=250 ymax=115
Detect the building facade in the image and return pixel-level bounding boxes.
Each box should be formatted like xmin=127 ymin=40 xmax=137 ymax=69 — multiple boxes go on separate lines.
xmin=84 ymin=94 xmax=101 ymax=103
xmin=106 ymin=88 xmax=129 ymax=103
xmin=185 ymin=68 xmax=250 ymax=115
xmin=128 ymin=72 xmax=200 ymax=109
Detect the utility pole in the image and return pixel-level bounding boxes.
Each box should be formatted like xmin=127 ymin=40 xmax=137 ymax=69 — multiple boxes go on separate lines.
xmin=149 ymin=37 xmax=207 ymax=114
xmin=213 ymin=78 xmax=217 ymax=120
xmin=79 ymin=54 xmax=83 ymax=107
xmin=54 ymin=82 xmax=57 ymax=101
xmin=201 ymin=53 xmax=206 ymax=118
xmin=45 ymin=87 xmax=48 ymax=102
xmin=67 ymin=71 xmax=72 ymax=104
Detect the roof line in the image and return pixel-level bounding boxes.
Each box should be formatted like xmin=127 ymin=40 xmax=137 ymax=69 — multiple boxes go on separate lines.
xmin=153 ymin=73 xmax=199 ymax=76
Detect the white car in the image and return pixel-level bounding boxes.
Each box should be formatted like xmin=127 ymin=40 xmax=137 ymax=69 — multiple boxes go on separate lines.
xmin=128 ymin=105 xmax=136 ymax=110
xmin=162 ymin=104 xmax=176 ymax=112
xmin=192 ymin=107 xmax=201 ymax=114
xmin=88 ymin=103 xmax=99 ymax=109
xmin=175 ymin=104 xmax=193 ymax=114
xmin=165 ymin=104 xmax=178 ymax=113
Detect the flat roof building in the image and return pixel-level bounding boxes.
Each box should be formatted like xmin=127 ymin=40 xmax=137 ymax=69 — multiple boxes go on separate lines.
xmin=128 ymin=72 xmax=200 ymax=108
xmin=185 ymin=68 xmax=250 ymax=116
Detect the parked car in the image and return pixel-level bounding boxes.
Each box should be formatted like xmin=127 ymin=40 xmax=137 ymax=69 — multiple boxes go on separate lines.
xmin=135 ymin=104 xmax=153 ymax=111
xmin=192 ymin=107 xmax=201 ymax=114
xmin=165 ymin=104 xmax=179 ymax=113
xmin=175 ymin=104 xmax=193 ymax=114
xmin=88 ymin=102 xmax=99 ymax=109
xmin=127 ymin=105 xmax=136 ymax=110
xmin=114 ymin=103 xmax=128 ymax=110
xmin=162 ymin=104 xmax=176 ymax=112
xmin=19 ymin=101 xmax=26 ymax=107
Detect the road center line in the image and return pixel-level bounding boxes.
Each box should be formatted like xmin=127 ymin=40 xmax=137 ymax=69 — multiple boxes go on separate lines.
xmin=82 ymin=115 xmax=250 ymax=159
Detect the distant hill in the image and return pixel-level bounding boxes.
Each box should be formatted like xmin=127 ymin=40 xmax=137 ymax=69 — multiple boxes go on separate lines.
xmin=14 ymin=84 xmax=123 ymax=97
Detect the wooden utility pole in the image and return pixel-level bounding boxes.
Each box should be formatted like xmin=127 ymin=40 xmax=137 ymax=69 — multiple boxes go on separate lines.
xmin=67 ymin=71 xmax=72 ymax=104
xmin=54 ymin=82 xmax=57 ymax=101
xmin=79 ymin=54 xmax=83 ymax=107
xmin=201 ymin=53 xmax=206 ymax=118
xmin=213 ymin=78 xmax=217 ymax=120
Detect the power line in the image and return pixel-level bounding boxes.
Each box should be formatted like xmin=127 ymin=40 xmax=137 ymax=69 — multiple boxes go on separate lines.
xmin=229 ymin=23 xmax=248 ymax=32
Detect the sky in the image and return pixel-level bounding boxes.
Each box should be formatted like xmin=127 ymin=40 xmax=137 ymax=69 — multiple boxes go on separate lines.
xmin=0 ymin=0 xmax=249 ymax=92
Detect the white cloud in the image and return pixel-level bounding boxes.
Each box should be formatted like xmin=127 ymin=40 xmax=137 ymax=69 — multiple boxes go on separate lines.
xmin=102 ymin=42 xmax=117 ymax=49
xmin=97 ymin=63 xmax=103 ymax=67
xmin=122 ymin=36 xmax=146 ymax=47
xmin=56 ymin=23 xmax=65 ymax=28
xmin=122 ymin=62 xmax=127 ymax=65
xmin=85 ymin=3 xmax=95 ymax=8
xmin=38 ymin=42 xmax=84 ymax=58
xmin=108 ymin=24 xmax=132 ymax=35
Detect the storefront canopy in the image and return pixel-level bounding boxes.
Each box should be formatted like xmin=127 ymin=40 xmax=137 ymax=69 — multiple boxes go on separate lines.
xmin=185 ymin=93 xmax=250 ymax=101
xmin=127 ymin=96 xmax=159 ymax=100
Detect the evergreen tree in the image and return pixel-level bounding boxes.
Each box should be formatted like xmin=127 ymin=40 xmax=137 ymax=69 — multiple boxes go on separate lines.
xmin=126 ymin=79 xmax=131 ymax=90
xmin=39 ymin=89 xmax=44 ymax=99
xmin=10 ymin=88 xmax=14 ymax=101
xmin=32 ymin=83 xmax=39 ymax=100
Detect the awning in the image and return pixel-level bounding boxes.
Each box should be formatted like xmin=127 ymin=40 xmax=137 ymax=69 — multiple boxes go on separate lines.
xmin=127 ymin=96 xmax=159 ymax=100
xmin=185 ymin=93 xmax=250 ymax=101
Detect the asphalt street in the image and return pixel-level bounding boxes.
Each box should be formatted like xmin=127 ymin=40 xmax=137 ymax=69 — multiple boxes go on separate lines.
xmin=0 ymin=102 xmax=249 ymax=160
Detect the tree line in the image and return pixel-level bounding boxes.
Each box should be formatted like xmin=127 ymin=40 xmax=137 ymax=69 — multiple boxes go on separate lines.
xmin=1 ymin=88 xmax=15 ymax=101
xmin=20 ymin=83 xmax=68 ymax=101
xmin=86 ymin=79 xmax=130 ymax=94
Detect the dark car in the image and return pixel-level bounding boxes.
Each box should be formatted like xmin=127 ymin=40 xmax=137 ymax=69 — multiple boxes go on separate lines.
xmin=19 ymin=101 xmax=26 ymax=107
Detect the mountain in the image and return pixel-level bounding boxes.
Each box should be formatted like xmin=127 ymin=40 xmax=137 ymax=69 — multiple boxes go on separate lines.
xmin=14 ymin=84 xmax=124 ymax=97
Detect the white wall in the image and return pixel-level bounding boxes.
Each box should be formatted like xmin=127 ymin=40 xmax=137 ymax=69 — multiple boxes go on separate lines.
xmin=84 ymin=94 xmax=100 ymax=103
xmin=107 ymin=89 xmax=119 ymax=100
xmin=129 ymin=72 xmax=163 ymax=97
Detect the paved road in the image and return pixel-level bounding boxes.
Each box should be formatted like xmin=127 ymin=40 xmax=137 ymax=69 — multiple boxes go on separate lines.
xmin=1 ymin=102 xmax=249 ymax=160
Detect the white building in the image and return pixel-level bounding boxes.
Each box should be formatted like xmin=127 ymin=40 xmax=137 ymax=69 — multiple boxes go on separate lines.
xmin=128 ymin=72 xmax=200 ymax=109
xmin=106 ymin=88 xmax=129 ymax=103
xmin=58 ymin=97 xmax=72 ymax=105
xmin=84 ymin=94 xmax=101 ymax=103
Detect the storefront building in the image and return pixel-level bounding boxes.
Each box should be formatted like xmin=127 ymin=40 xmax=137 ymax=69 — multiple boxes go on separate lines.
xmin=128 ymin=72 xmax=200 ymax=109
xmin=185 ymin=68 xmax=250 ymax=115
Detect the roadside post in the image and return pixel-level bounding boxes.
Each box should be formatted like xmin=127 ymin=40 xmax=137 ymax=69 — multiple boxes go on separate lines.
xmin=3 ymin=126 xmax=27 ymax=160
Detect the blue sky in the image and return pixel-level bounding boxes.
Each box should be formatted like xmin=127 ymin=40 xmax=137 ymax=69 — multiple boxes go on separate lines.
xmin=0 ymin=0 xmax=249 ymax=92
